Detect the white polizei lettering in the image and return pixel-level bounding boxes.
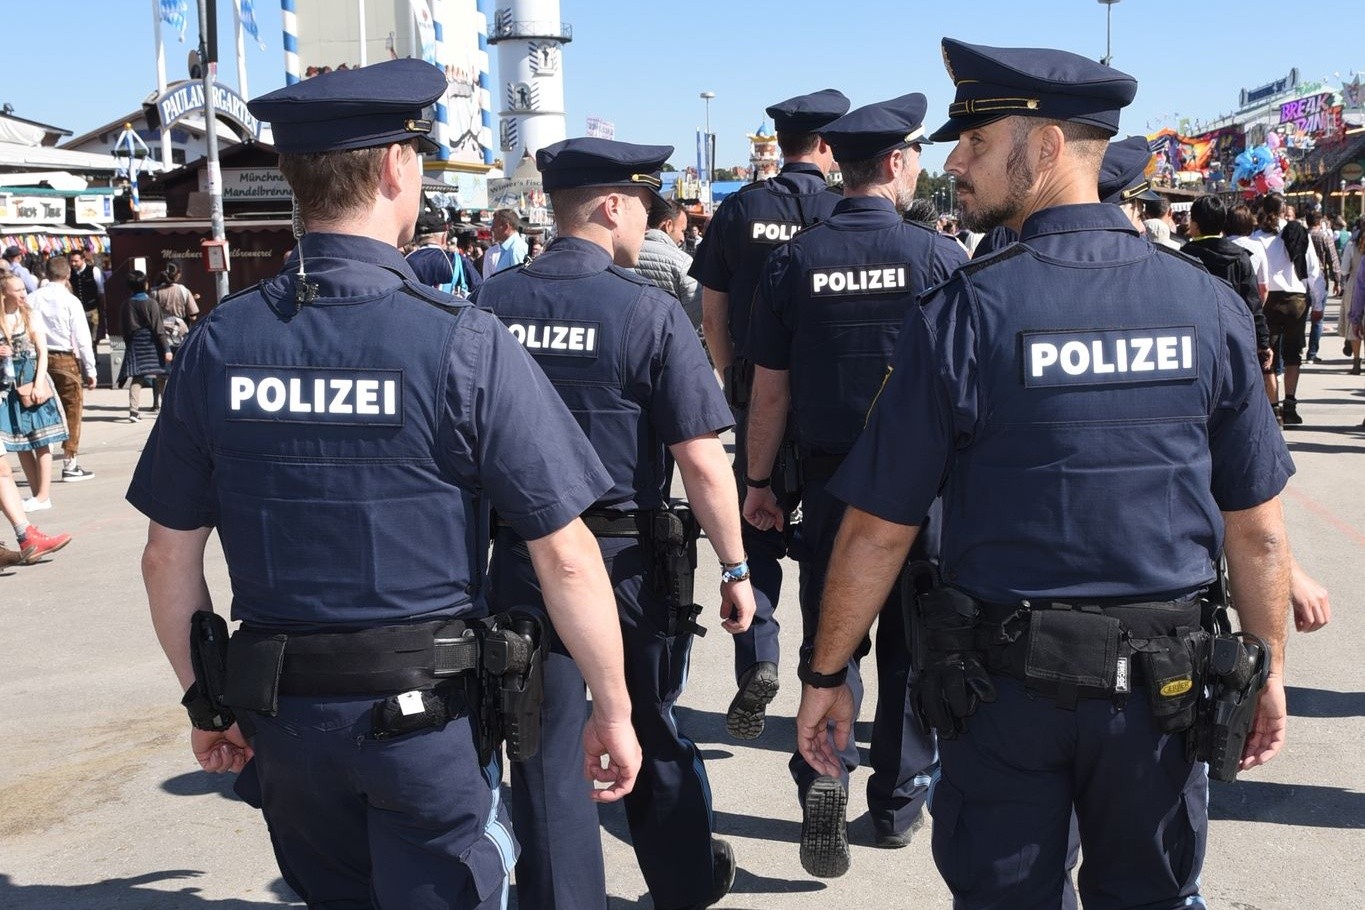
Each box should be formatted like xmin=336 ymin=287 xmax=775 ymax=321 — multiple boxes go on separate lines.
xmin=507 ymin=323 xmax=526 ymax=344
xmin=1031 ymin=342 xmax=1059 ymax=377
xmin=550 ymin=325 xmax=569 ymax=350
xmin=354 ymin=379 xmax=380 ymax=414
xmin=383 ymin=380 xmax=397 ymax=414
xmin=585 ymin=327 xmax=597 ymax=350
xmin=1156 ymin=336 xmax=1179 ymax=370
xmin=897 ymin=266 xmax=906 ymax=287
xmin=828 ymin=272 xmax=846 ymax=292
xmin=288 ymin=377 xmax=313 ymax=412
xmin=257 ymin=377 xmax=286 ymax=412
xmin=1060 ymin=340 xmax=1089 ymax=375
xmin=812 ymin=272 xmax=829 ymax=294
xmin=569 ymin=326 xmax=585 ymax=350
xmin=1181 ymin=335 xmax=1193 ymax=369
xmin=1130 ymin=337 xmax=1155 ymax=371
xmin=1115 ymin=338 xmax=1129 ymax=372
xmin=229 ymin=376 xmax=254 ymax=410
xmin=1091 ymin=339 xmax=1115 ymax=374
xmin=314 ymin=378 xmax=327 ymax=411
xmin=866 ymin=269 xmax=882 ymax=290
xmin=329 ymin=378 xmax=354 ymax=413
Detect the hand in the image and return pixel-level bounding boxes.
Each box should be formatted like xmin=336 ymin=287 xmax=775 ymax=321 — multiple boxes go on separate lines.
xmin=796 ymin=682 xmax=856 ymax=778
xmin=0 ymin=342 xmax=10 ymax=357
xmin=719 ymin=578 xmax=755 ymax=634
xmin=1240 ymin=674 xmax=1287 ymax=771
xmin=742 ymin=485 xmax=784 ymax=532
xmin=1258 ymin=347 xmax=1274 ymax=371
xmin=30 ymin=376 xmax=52 ymax=405
xmin=581 ymin=708 xmax=641 ymax=804
xmin=165 ymin=352 xmax=174 ymax=362
xmin=85 ymin=375 xmax=97 ymax=390
xmin=191 ymin=723 xmax=253 ymax=773
xmin=1290 ymin=564 xmax=1330 ymax=632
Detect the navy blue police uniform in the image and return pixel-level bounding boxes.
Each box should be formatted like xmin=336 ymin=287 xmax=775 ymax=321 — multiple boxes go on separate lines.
xmin=407 ymin=197 xmax=479 ymax=297
xmin=126 ymin=59 xmax=614 ymax=910
xmin=687 ymin=89 xmax=849 ymax=736
xmin=474 ymin=139 xmax=737 ymax=910
xmin=829 ymin=41 xmax=1294 ymax=909
xmin=748 ymin=94 xmax=965 ymax=861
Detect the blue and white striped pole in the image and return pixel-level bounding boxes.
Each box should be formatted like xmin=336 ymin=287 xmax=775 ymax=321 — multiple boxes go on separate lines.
xmin=431 ymin=1 xmax=449 ymax=162
xmin=281 ymin=0 xmax=300 ymax=84
xmin=476 ymin=0 xmax=492 ymax=166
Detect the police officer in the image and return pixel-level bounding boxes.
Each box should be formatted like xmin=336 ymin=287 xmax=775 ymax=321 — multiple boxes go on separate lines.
xmin=406 ymin=194 xmax=480 ymax=297
xmin=796 ymin=39 xmax=1293 ymax=909
xmin=474 ymin=138 xmax=756 ymax=910
xmin=689 ymin=89 xmax=849 ymax=740
xmin=127 ymin=60 xmax=641 ymax=909
xmin=743 ymin=93 xmax=965 ymax=876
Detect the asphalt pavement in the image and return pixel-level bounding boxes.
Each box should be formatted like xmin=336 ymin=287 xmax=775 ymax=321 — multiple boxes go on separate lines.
xmin=1 ymin=314 xmax=1362 ymax=909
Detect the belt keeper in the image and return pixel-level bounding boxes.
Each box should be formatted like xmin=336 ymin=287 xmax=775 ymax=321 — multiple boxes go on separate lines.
xmin=433 ymin=624 xmax=479 ymax=677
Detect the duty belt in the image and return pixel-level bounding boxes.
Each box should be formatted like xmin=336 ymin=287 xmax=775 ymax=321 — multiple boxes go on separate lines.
xmin=498 ymin=508 xmax=648 ymax=539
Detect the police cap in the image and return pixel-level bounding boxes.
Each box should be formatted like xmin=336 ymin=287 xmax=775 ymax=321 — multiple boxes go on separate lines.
xmin=248 ymin=58 xmax=446 ymax=154
xmin=536 ymin=138 xmax=674 ymax=202
xmin=930 ymin=37 xmax=1137 ymax=142
xmin=820 ymin=93 xmax=931 ymax=163
xmin=765 ymin=89 xmax=851 ymax=133
xmin=1099 ymin=136 xmax=1161 ymax=204
xmin=415 ymin=194 xmax=449 ymax=234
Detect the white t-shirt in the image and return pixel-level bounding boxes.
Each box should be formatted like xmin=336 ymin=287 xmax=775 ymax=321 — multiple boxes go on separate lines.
xmin=1228 ymin=235 xmax=1271 ymax=290
xmin=1251 ymin=224 xmax=1321 ymax=294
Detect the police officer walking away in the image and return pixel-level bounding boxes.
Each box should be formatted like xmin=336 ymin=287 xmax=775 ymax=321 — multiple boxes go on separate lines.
xmin=475 ymin=138 xmax=756 ymax=910
xmin=797 ymin=39 xmax=1294 ymax=909
xmin=743 ymin=93 xmax=965 ymax=876
xmin=128 ymin=60 xmax=641 ymax=909
xmin=689 ymin=89 xmax=849 ymax=741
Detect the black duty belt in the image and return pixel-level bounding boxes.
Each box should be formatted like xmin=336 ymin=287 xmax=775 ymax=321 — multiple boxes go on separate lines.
xmin=231 ymin=619 xmax=481 ymax=697
xmin=498 ymin=508 xmax=647 ymax=539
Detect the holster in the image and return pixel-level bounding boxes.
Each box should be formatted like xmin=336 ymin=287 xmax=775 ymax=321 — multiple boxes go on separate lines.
xmin=186 ymin=611 xmax=236 ymax=731
xmin=724 ymin=358 xmax=755 ymax=409
xmin=649 ymin=504 xmax=706 ymax=638
xmin=479 ymin=610 xmax=547 ymax=764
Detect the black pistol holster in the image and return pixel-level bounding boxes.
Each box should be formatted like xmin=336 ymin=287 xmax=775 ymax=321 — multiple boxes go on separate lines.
xmin=905 ymin=569 xmax=996 ymax=739
xmin=477 ymin=610 xmax=547 ymax=764
xmin=724 ymin=358 xmax=755 ymax=410
xmin=184 ymin=610 xmax=236 ymax=731
xmin=649 ymin=503 xmax=707 ymax=638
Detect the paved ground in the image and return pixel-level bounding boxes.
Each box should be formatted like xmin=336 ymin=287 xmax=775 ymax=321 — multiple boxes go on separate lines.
xmin=1 ymin=314 xmax=1362 ymax=909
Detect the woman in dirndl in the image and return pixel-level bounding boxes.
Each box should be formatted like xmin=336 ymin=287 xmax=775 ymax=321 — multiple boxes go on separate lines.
xmin=118 ymin=270 xmax=171 ymax=421
xmin=1 ymin=273 xmax=68 ymax=513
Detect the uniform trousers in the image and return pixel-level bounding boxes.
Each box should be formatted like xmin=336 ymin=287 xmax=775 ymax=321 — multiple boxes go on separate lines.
xmin=490 ymin=532 xmax=718 ymax=910
xmin=45 ymin=351 xmax=83 ymax=460
xmin=930 ymin=677 xmax=1207 ymax=910
xmin=729 ymin=403 xmax=787 ymax=680
xmin=787 ymin=470 xmax=936 ymax=835
xmin=238 ymin=694 xmax=516 ymax=910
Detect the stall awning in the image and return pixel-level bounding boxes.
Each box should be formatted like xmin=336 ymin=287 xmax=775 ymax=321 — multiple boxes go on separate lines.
xmin=0 ymin=141 xmax=164 ymax=174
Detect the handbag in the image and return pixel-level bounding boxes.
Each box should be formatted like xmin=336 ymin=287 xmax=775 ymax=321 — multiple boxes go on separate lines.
xmin=15 ymin=381 xmax=35 ymax=408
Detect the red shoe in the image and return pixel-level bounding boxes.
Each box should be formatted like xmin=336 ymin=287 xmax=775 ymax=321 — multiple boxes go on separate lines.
xmin=19 ymin=526 xmax=71 ymax=562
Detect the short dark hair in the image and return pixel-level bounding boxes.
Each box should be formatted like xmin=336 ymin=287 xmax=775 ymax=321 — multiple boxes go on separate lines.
xmin=648 ymin=197 xmax=681 ymax=229
xmin=128 ymin=270 xmax=149 ymax=293
xmin=1305 ymin=210 xmax=1323 ymax=228
xmin=838 ymin=153 xmax=889 ymax=192
xmin=1142 ymin=196 xmax=1170 ymax=220
xmin=904 ymin=197 xmax=939 ymax=228
xmin=1226 ymin=204 xmax=1256 ymax=237
xmin=776 ymin=130 xmax=820 ymax=158
xmin=278 ymin=145 xmax=389 ymax=223
xmin=1190 ymin=195 xmax=1226 ymax=235
xmin=492 ymin=208 xmax=521 ymax=231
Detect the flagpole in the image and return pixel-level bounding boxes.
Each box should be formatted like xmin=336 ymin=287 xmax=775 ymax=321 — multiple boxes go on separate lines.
xmin=357 ymin=0 xmax=367 ymax=67
xmin=153 ymin=0 xmax=172 ymax=168
xmin=234 ymin=0 xmax=249 ymax=98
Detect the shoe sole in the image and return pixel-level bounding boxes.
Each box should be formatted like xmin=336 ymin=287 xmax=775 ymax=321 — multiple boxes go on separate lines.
xmin=873 ymin=812 xmax=926 ymax=849
xmin=25 ymin=539 xmax=70 ymax=563
xmin=725 ymin=669 xmax=779 ymax=740
xmin=800 ymin=777 xmax=850 ymax=878
xmin=61 ymin=474 xmax=94 ymax=483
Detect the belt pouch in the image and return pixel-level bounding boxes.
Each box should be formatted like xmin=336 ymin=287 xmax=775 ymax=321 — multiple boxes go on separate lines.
xmin=1136 ymin=632 xmax=1204 ymax=733
xmin=223 ymin=631 xmax=288 ymax=716
xmin=1024 ymin=609 xmax=1120 ymax=690
xmin=371 ymin=687 xmax=451 ymax=740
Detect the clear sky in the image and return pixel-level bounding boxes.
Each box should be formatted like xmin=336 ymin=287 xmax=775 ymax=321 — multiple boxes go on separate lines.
xmin=4 ymin=0 xmax=1362 ymax=175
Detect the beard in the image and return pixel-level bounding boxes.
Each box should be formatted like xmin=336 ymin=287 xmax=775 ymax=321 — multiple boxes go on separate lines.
xmin=958 ymin=137 xmax=1036 ymax=232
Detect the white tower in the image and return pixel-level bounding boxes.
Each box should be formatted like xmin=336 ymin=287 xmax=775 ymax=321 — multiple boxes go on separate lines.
xmin=489 ymin=0 xmax=570 ymax=170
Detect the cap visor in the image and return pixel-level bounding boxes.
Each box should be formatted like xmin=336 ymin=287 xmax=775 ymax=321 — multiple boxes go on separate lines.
xmin=418 ymin=135 xmax=440 ymax=155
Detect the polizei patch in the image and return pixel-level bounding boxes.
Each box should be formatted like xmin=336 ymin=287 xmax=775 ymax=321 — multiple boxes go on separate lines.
xmin=1021 ymin=326 xmax=1198 ymax=387
xmin=749 ymin=220 xmax=802 ymax=243
xmin=226 ymin=366 xmax=403 ymax=425
xmin=503 ymin=319 xmax=600 ymax=357
xmin=808 ymin=264 xmax=909 ymax=297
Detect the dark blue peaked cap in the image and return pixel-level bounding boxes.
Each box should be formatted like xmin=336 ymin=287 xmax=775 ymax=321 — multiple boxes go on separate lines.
xmin=765 ymin=89 xmax=850 ymax=133
xmin=248 ymin=58 xmax=446 ymax=154
xmin=820 ymin=93 xmax=930 ymax=163
xmin=930 ymin=38 xmax=1137 ymax=142
xmin=1099 ymin=136 xmax=1161 ymax=204
xmin=536 ymin=138 xmax=674 ymax=201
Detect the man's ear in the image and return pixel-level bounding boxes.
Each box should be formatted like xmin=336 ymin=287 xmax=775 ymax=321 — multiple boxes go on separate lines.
xmin=379 ymin=142 xmax=413 ymax=199
xmin=1035 ymin=123 xmax=1065 ymax=173
xmin=599 ymin=191 xmax=624 ymax=229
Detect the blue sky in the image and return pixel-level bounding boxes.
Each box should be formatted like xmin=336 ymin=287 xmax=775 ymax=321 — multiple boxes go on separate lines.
xmin=4 ymin=1 xmax=1362 ymax=175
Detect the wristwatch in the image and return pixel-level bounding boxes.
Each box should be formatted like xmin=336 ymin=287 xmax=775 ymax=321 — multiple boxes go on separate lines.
xmin=744 ymin=475 xmax=771 ymax=488
xmin=798 ymin=655 xmax=848 ymax=689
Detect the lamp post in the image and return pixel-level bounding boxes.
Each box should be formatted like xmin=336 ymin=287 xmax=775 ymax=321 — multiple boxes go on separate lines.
xmin=1098 ymin=0 xmax=1121 ymax=67
xmin=700 ymin=90 xmax=716 ymax=210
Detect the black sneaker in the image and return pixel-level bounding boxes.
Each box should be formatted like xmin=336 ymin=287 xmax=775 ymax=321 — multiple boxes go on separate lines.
xmin=800 ymin=776 xmax=850 ymax=878
xmin=705 ymin=839 xmax=737 ymax=907
xmin=61 ymin=464 xmax=94 ymax=483
xmin=873 ymin=808 xmax=926 ymax=849
xmin=1282 ymin=399 xmax=1304 ymax=426
xmin=725 ymin=661 xmax=779 ymax=740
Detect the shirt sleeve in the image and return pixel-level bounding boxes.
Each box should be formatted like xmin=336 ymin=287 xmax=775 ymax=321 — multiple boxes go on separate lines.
xmin=445 ymin=310 xmax=612 ymax=540
xmin=1207 ymin=288 xmax=1295 ymax=511
xmin=70 ymin=297 xmax=96 ymax=376
xmin=747 ymin=242 xmax=797 ymax=370
xmin=688 ymin=199 xmax=736 ymax=290
xmin=629 ymin=288 xmax=733 ymax=445
xmin=125 ymin=328 xmax=218 ymax=529
xmin=828 ymin=282 xmax=977 ymax=526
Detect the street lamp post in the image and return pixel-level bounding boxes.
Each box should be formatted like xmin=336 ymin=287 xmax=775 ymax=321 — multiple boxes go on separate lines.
xmin=700 ymin=91 xmax=716 ymax=209
xmin=1098 ymin=0 xmax=1121 ymax=67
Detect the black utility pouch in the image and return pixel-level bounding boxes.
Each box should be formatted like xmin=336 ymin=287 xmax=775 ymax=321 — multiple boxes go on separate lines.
xmin=1024 ymin=608 xmax=1121 ymax=690
xmin=371 ymin=688 xmax=449 ymax=740
xmin=223 ymin=630 xmax=288 ymax=716
xmin=1135 ymin=632 xmax=1204 ymax=733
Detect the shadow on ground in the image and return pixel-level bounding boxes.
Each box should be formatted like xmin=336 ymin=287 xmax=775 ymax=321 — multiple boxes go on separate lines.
xmin=1209 ymin=780 xmax=1365 ymax=828
xmin=0 ymin=872 xmax=299 ymax=908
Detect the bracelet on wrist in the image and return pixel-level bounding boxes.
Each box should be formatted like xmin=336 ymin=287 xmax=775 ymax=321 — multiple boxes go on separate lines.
xmin=798 ymin=656 xmax=848 ymax=689
xmin=744 ymin=475 xmax=771 ymax=489
xmin=720 ymin=560 xmax=751 ymax=583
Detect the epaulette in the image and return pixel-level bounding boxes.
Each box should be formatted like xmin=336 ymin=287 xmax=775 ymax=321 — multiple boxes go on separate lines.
xmin=217 ymin=281 xmax=263 ymax=306
xmin=736 ymin=179 xmax=769 ymax=196
xmin=397 ymin=279 xmax=471 ymax=316
xmin=1152 ymin=242 xmax=1206 ymax=272
xmin=824 ymin=184 xmax=844 ymax=199
xmin=607 ymin=263 xmax=654 ymax=286
xmin=955 ymin=240 xmax=1029 ymax=279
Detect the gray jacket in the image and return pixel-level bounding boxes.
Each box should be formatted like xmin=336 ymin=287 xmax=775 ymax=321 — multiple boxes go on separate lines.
xmin=633 ymin=229 xmax=702 ymax=328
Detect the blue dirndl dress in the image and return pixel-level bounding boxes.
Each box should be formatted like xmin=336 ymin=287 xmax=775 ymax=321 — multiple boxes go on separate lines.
xmin=1 ymin=321 xmax=68 ymax=452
